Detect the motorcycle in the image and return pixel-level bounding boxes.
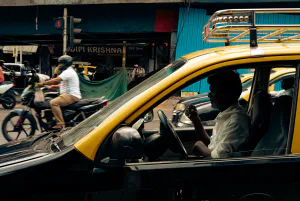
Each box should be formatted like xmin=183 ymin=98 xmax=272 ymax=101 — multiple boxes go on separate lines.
xmin=0 ymin=70 xmax=18 ymax=109
xmin=1 ymin=68 xmax=108 ymax=142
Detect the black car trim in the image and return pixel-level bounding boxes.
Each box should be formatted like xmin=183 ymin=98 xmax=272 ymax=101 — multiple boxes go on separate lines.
xmin=126 ymin=154 xmax=300 ymax=171
xmin=0 ymin=146 xmax=75 ymax=176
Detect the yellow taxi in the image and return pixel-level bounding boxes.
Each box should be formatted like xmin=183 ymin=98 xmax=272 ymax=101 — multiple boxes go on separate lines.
xmin=2 ymin=8 xmax=300 ymax=201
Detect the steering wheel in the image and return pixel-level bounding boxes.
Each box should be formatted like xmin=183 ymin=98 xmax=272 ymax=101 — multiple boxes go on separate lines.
xmin=157 ymin=110 xmax=188 ymax=158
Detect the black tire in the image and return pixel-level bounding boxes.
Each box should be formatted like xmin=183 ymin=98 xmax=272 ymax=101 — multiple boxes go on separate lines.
xmin=2 ymin=113 xmax=36 ymax=142
xmin=2 ymin=93 xmax=16 ymax=109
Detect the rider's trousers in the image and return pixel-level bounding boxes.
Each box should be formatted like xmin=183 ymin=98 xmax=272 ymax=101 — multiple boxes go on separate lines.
xmin=50 ymin=94 xmax=79 ymax=125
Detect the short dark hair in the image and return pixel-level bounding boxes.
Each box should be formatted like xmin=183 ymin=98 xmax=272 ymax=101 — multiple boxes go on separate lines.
xmin=207 ymin=70 xmax=242 ymax=102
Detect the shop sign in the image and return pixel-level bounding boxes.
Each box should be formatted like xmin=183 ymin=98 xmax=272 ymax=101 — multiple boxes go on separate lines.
xmin=127 ymin=46 xmax=145 ymax=57
xmin=67 ymin=46 xmax=123 ymax=56
xmin=181 ymin=92 xmax=198 ymax=97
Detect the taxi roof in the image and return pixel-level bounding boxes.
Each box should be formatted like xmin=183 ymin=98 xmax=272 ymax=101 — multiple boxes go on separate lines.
xmin=182 ymin=43 xmax=300 ymax=60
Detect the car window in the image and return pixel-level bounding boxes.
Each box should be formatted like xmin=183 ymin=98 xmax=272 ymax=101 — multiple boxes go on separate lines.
xmin=138 ymin=65 xmax=297 ymax=163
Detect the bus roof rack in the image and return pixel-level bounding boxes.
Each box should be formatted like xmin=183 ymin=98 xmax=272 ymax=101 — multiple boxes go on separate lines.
xmin=203 ymin=9 xmax=300 ymax=47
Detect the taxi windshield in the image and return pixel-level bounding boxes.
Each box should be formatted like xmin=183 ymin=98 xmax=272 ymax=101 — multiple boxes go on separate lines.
xmin=58 ymin=59 xmax=186 ymax=148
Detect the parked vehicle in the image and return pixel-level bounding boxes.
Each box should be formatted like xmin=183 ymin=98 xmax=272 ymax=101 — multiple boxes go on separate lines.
xmin=3 ymin=63 xmax=50 ymax=88
xmin=0 ymin=70 xmax=18 ymax=109
xmin=1 ymin=8 xmax=300 ymax=201
xmin=1 ymin=69 xmax=108 ymax=141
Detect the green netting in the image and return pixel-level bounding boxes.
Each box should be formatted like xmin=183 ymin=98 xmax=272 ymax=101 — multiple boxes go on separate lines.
xmin=79 ymin=67 xmax=128 ymax=101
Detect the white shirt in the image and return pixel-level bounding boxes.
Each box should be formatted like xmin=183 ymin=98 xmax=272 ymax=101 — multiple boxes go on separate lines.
xmin=208 ymin=103 xmax=250 ymax=158
xmin=131 ymin=67 xmax=145 ymax=79
xmin=270 ymin=88 xmax=293 ymax=98
xmin=59 ymin=67 xmax=82 ymax=99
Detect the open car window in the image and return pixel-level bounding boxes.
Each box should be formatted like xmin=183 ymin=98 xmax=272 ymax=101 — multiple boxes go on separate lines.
xmin=122 ymin=65 xmax=297 ymax=163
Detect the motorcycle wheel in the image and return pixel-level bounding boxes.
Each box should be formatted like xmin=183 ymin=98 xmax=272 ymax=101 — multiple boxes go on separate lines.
xmin=2 ymin=113 xmax=36 ymax=141
xmin=2 ymin=93 xmax=16 ymax=109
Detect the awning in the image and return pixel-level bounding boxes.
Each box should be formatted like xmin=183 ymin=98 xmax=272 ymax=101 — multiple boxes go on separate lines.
xmin=3 ymin=46 xmax=38 ymax=55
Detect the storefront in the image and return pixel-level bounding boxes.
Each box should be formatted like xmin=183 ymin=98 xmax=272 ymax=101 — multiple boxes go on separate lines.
xmin=51 ymin=33 xmax=171 ymax=75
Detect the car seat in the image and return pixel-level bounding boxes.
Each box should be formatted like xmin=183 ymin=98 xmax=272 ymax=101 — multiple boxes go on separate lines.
xmin=251 ymin=95 xmax=293 ymax=156
xmin=247 ymin=91 xmax=272 ymax=154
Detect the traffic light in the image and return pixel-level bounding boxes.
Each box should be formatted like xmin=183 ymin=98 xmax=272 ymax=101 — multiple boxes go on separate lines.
xmin=69 ymin=16 xmax=82 ymax=48
xmin=53 ymin=17 xmax=64 ymax=30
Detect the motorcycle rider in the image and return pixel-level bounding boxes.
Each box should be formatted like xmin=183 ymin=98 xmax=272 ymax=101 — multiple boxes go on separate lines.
xmin=37 ymin=55 xmax=81 ymax=129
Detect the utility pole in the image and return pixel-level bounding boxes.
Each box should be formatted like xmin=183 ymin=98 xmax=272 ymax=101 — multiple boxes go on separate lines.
xmin=122 ymin=41 xmax=126 ymax=67
xmin=63 ymin=8 xmax=68 ymax=55
xmin=20 ymin=46 xmax=23 ymax=64
xmin=14 ymin=46 xmax=18 ymax=63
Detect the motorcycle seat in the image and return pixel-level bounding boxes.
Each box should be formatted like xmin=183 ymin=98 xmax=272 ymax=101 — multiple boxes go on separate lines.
xmin=77 ymin=103 xmax=104 ymax=112
xmin=66 ymin=98 xmax=104 ymax=110
xmin=44 ymin=92 xmax=60 ymax=97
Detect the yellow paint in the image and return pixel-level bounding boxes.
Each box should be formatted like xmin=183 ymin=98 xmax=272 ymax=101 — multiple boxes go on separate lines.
xmin=72 ymin=64 xmax=96 ymax=75
xmin=292 ymin=80 xmax=300 ymax=153
xmin=240 ymin=74 xmax=254 ymax=83
xmin=75 ymin=51 xmax=300 ymax=160
xmin=269 ymin=84 xmax=275 ymax=92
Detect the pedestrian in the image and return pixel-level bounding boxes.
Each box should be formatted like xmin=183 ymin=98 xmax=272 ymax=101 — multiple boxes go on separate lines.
xmin=93 ymin=64 xmax=106 ymax=81
xmin=131 ymin=64 xmax=145 ymax=81
xmin=75 ymin=64 xmax=90 ymax=81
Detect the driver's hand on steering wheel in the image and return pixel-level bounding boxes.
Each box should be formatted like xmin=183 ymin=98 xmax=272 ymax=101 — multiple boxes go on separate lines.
xmin=186 ymin=105 xmax=200 ymax=123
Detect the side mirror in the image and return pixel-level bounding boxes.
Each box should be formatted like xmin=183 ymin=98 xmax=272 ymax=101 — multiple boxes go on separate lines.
xmin=144 ymin=110 xmax=154 ymax=123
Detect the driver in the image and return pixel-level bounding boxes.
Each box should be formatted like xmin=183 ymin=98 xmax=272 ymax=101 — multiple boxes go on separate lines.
xmin=187 ymin=70 xmax=250 ymax=158
xmin=37 ymin=55 xmax=81 ymax=129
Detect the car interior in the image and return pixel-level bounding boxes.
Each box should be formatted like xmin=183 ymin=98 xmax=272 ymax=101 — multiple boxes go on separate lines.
xmin=97 ymin=63 xmax=297 ymax=166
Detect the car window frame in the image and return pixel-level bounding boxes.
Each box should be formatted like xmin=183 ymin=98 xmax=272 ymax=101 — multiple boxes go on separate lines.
xmin=92 ymin=58 xmax=300 ymax=165
xmin=123 ymin=60 xmax=299 ymax=167
xmin=287 ymin=63 xmax=300 ymax=154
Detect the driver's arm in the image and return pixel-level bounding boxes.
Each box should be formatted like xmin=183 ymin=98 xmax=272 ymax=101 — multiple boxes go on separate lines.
xmin=187 ymin=105 xmax=210 ymax=146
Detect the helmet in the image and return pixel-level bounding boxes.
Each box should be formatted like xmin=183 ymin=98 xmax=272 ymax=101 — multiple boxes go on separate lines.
xmin=58 ymin=55 xmax=73 ymax=71
xmin=0 ymin=60 xmax=5 ymax=66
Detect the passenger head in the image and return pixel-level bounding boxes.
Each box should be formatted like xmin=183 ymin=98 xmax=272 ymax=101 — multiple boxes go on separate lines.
xmin=281 ymin=77 xmax=295 ymax=90
xmin=208 ymin=70 xmax=242 ymax=111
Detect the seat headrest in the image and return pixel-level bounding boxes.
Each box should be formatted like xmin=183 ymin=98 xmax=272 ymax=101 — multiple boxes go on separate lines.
xmin=144 ymin=133 xmax=168 ymax=161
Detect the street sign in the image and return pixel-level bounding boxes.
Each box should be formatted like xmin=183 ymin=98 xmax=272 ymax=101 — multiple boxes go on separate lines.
xmin=13 ymin=46 xmax=18 ymax=57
